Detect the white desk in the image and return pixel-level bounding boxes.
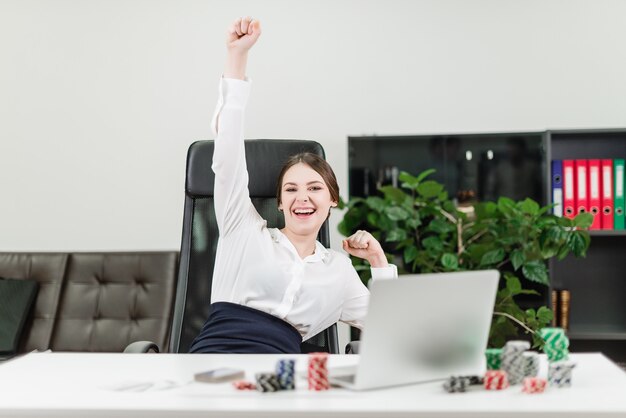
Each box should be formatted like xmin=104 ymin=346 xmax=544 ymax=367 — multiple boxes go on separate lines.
xmin=0 ymin=352 xmax=625 ymax=417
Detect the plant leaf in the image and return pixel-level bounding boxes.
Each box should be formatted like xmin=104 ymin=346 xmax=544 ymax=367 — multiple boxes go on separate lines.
xmin=428 ymin=218 xmax=452 ymax=234
xmin=506 ymin=275 xmax=522 ymax=294
xmin=366 ymin=212 xmax=379 ymax=228
xmin=440 ymin=253 xmax=458 ymax=270
xmin=406 ymin=216 xmax=422 ymax=229
xmin=573 ymin=212 xmax=594 ymax=229
xmin=365 ymin=196 xmax=386 ymax=213
xmin=522 ymin=261 xmax=549 ymax=285
xmin=386 ymin=228 xmax=407 ymax=242
xmin=422 ymin=236 xmax=444 ymax=251
xmin=417 ymin=180 xmax=444 ymax=198
xmin=379 ymin=186 xmax=406 ymax=204
xmin=568 ymin=230 xmax=590 ymax=256
xmin=416 ymin=169 xmax=436 ymax=183
xmin=519 ymin=198 xmax=540 ymax=215
xmin=511 ymin=249 xmax=525 ymax=271
xmin=385 ymin=206 xmax=410 ymax=221
xmin=480 ymin=248 xmax=505 ymax=266
xmin=404 ymin=246 xmax=418 ymax=264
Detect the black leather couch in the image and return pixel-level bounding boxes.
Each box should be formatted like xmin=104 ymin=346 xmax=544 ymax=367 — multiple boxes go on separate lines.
xmin=0 ymin=252 xmax=178 ymax=353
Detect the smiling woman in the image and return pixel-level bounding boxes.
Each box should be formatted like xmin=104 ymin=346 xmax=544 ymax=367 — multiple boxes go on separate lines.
xmin=188 ymin=17 xmax=398 ymax=355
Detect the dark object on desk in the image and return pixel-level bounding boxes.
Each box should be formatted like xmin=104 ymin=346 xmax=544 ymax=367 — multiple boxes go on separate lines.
xmin=128 ymin=140 xmax=339 ymax=354
xmin=0 ymin=278 xmax=38 ymax=359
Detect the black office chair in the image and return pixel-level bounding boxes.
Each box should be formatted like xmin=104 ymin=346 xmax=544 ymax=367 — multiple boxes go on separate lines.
xmin=163 ymin=139 xmax=339 ymax=354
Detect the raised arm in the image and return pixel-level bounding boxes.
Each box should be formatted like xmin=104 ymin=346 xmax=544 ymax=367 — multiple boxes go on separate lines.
xmin=211 ymin=17 xmax=262 ymax=236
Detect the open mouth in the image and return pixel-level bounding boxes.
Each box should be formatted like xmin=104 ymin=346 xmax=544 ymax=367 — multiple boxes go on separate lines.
xmin=292 ymin=208 xmax=316 ymax=219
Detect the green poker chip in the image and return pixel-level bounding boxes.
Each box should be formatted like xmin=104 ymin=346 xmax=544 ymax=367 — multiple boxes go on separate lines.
xmin=485 ymin=348 xmax=503 ymax=370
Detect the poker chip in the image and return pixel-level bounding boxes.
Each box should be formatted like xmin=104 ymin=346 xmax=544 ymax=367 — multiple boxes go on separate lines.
xmin=522 ymin=351 xmax=540 ymax=377
xmin=522 ymin=377 xmax=547 ymax=394
xmin=540 ymin=327 xmax=570 ymax=362
xmin=485 ymin=348 xmax=503 ymax=370
xmin=465 ymin=375 xmax=484 ymax=386
xmin=484 ymin=370 xmax=509 ymax=390
xmin=442 ymin=375 xmax=482 ymax=393
xmin=276 ymin=359 xmax=296 ymax=390
xmin=548 ymin=360 xmax=576 ymax=388
xmin=255 ymin=373 xmax=281 ymax=393
xmin=232 ymin=380 xmax=256 ymax=391
xmin=501 ymin=340 xmax=530 ymax=385
xmin=308 ymin=352 xmax=330 ymax=391
xmin=443 ymin=376 xmax=470 ymax=393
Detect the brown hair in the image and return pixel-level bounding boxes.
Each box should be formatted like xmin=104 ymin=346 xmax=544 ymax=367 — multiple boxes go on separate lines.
xmin=276 ymin=152 xmax=340 ymax=206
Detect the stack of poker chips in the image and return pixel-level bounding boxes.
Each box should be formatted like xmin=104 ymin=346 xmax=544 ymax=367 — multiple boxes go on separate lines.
xmin=522 ymin=377 xmax=547 ymax=394
xmin=540 ymin=327 xmax=570 ymax=362
xmin=501 ymin=340 xmax=530 ymax=385
xmin=308 ymin=352 xmax=330 ymax=391
xmin=276 ymin=359 xmax=296 ymax=390
xmin=485 ymin=348 xmax=503 ymax=370
xmin=255 ymin=373 xmax=281 ymax=393
xmin=522 ymin=351 xmax=540 ymax=378
xmin=548 ymin=360 xmax=576 ymax=388
xmin=443 ymin=375 xmax=484 ymax=393
xmin=484 ymin=370 xmax=509 ymax=390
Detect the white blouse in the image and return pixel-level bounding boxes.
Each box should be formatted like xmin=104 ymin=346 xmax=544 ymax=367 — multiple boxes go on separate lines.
xmin=210 ymin=77 xmax=398 ymax=341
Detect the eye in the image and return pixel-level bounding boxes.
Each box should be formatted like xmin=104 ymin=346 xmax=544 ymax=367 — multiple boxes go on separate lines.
xmin=309 ymin=186 xmax=323 ymax=191
xmin=285 ymin=187 xmax=297 ymax=192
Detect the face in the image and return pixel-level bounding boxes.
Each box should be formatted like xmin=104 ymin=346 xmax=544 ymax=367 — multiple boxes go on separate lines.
xmin=278 ymin=163 xmax=337 ymax=238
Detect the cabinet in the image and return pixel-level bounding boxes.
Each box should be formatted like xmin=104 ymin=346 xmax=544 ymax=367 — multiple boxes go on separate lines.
xmin=547 ymin=129 xmax=626 ymax=363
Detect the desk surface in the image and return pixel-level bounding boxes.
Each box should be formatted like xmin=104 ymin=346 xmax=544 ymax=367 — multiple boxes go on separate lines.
xmin=0 ymin=352 xmax=625 ymax=417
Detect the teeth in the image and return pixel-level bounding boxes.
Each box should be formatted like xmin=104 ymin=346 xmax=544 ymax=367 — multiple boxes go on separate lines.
xmin=294 ymin=209 xmax=315 ymax=214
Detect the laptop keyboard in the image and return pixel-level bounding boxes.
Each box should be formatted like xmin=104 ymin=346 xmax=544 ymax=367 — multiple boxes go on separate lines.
xmin=332 ymin=374 xmax=356 ymax=384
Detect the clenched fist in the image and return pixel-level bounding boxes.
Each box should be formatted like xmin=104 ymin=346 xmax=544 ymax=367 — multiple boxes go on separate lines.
xmin=342 ymin=230 xmax=388 ymax=268
xmin=226 ymin=16 xmax=261 ymax=54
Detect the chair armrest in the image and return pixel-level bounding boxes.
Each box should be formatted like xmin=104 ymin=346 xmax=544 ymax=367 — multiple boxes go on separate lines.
xmin=123 ymin=341 xmax=161 ymax=353
xmin=345 ymin=341 xmax=360 ymax=354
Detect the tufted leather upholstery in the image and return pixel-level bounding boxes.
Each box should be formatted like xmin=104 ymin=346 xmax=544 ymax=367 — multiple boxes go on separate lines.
xmin=0 ymin=252 xmax=177 ymax=353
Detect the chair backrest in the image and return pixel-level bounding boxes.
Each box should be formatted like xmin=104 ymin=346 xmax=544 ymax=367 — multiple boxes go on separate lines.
xmin=169 ymin=139 xmax=340 ymax=354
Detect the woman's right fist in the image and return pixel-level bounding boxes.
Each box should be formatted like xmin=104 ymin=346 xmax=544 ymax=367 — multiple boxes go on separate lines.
xmin=226 ymin=16 xmax=261 ymax=53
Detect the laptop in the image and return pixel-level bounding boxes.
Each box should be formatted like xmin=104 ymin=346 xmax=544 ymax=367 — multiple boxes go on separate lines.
xmin=329 ymin=270 xmax=499 ymax=390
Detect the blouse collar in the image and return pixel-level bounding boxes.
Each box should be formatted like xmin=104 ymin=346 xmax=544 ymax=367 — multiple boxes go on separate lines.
xmin=269 ymin=228 xmax=330 ymax=263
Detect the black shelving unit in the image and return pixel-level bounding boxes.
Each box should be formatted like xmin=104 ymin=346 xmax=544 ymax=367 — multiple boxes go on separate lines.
xmin=349 ymin=128 xmax=626 ymax=363
xmin=547 ymin=128 xmax=626 ymax=363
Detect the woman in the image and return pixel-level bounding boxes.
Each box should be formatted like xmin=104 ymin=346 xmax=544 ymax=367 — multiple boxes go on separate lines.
xmin=189 ymin=17 xmax=397 ymax=354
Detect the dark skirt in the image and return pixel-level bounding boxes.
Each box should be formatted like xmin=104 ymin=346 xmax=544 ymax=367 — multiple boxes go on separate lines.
xmin=188 ymin=302 xmax=302 ymax=354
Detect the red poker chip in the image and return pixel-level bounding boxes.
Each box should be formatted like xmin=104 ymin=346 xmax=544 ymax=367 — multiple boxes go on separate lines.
xmin=232 ymin=380 xmax=256 ymax=390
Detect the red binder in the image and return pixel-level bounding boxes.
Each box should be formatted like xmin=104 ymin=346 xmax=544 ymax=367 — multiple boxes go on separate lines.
xmin=563 ymin=160 xmax=576 ymax=219
xmin=575 ymin=160 xmax=589 ymax=216
xmin=601 ymin=159 xmax=614 ymax=230
xmin=588 ymin=160 xmax=601 ymax=229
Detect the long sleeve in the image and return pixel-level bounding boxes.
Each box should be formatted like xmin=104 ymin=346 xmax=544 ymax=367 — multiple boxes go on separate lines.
xmin=210 ymin=77 xmax=259 ymax=236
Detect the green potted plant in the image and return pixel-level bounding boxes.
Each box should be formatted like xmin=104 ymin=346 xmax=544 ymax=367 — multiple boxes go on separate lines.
xmin=338 ymin=169 xmax=592 ymax=348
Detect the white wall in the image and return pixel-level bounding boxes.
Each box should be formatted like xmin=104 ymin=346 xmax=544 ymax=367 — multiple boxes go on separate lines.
xmin=2 ymin=0 xmax=626 ymax=252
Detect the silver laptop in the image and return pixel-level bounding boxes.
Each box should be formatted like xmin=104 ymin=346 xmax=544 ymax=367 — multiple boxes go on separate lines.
xmin=329 ymin=270 xmax=499 ymax=390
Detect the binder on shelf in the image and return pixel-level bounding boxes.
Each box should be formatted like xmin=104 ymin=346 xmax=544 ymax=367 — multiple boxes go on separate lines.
xmin=551 ymin=160 xmax=563 ymax=217
xmin=575 ymin=159 xmax=589 ymax=216
xmin=614 ymin=159 xmax=625 ymax=230
xmin=587 ymin=160 xmax=601 ymax=230
xmin=563 ymin=160 xmax=576 ymax=219
xmin=601 ymin=159 xmax=614 ymax=230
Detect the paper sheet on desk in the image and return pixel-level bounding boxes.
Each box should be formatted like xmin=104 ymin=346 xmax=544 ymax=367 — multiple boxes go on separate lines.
xmin=100 ymin=379 xmax=192 ymax=392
